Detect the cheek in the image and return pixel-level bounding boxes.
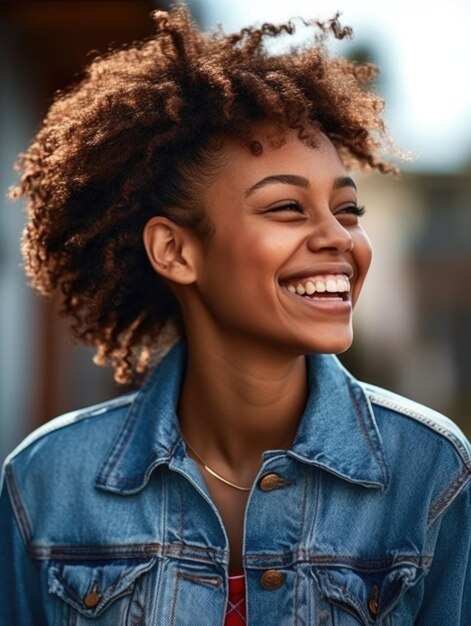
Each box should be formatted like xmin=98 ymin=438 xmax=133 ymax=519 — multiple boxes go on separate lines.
xmin=241 ymin=234 xmax=290 ymax=270
xmin=211 ymin=227 xmax=293 ymax=273
xmin=358 ymin=231 xmax=372 ymax=270
xmin=352 ymin=230 xmax=372 ymax=304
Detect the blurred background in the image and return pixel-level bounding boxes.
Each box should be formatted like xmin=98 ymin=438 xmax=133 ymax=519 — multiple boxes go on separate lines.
xmin=1 ymin=0 xmax=470 ymax=465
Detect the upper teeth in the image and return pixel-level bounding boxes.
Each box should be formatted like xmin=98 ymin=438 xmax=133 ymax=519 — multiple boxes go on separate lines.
xmin=283 ymin=274 xmax=350 ymax=295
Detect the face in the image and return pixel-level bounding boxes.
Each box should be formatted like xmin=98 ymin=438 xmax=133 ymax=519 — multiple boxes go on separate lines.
xmin=184 ymin=124 xmax=372 ymax=357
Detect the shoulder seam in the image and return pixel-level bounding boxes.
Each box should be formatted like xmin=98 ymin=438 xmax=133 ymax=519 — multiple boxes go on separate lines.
xmin=4 ymin=393 xmax=137 ymax=466
xmin=4 ymin=464 xmax=33 ymax=545
xmin=366 ymin=389 xmax=471 ymax=471
xmin=427 ymin=466 xmax=471 ymax=526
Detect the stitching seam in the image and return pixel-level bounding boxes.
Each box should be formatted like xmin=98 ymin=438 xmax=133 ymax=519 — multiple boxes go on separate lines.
xmin=4 ymin=464 xmax=33 ymax=544
xmin=368 ymin=393 xmax=471 ymax=469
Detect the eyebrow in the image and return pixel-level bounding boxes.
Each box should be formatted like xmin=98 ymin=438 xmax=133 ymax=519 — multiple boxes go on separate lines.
xmin=333 ymin=176 xmax=357 ymax=191
xmin=245 ymin=174 xmax=309 ymax=198
xmin=244 ymin=174 xmax=356 ymax=198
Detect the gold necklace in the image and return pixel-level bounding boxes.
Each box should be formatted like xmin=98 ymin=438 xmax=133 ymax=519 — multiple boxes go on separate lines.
xmin=183 ymin=437 xmax=251 ymax=492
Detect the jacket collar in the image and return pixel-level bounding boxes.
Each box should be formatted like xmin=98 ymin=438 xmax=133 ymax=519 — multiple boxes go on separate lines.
xmin=96 ymin=342 xmax=389 ymax=494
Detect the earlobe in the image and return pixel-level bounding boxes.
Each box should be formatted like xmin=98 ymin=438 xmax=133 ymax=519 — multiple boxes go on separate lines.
xmin=143 ymin=216 xmax=198 ymax=285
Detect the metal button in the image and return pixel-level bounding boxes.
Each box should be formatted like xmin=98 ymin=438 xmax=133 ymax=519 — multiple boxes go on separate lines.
xmin=259 ymin=473 xmax=288 ymax=491
xmin=368 ymin=584 xmax=380 ymax=617
xmin=260 ymin=569 xmax=284 ymax=590
xmin=84 ymin=586 xmax=101 ymax=609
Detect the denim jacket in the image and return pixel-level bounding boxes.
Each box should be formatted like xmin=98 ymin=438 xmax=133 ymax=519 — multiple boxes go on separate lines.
xmin=1 ymin=343 xmax=471 ymax=625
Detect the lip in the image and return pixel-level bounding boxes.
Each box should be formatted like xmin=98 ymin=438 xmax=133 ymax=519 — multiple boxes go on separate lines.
xmin=278 ymin=262 xmax=354 ymax=283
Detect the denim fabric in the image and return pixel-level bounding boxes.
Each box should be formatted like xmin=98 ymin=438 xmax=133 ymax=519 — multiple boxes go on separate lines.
xmin=1 ymin=342 xmax=471 ymax=625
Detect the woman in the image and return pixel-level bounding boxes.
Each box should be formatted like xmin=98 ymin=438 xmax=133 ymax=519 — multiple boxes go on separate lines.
xmin=1 ymin=6 xmax=470 ymax=625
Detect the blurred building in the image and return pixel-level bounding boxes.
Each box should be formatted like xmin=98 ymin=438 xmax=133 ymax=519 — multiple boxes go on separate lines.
xmin=342 ymin=166 xmax=471 ymax=437
xmin=0 ymin=1 xmax=160 ymax=464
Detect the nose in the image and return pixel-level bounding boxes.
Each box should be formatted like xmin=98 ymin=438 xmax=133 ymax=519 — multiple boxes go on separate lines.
xmin=306 ymin=213 xmax=353 ymax=253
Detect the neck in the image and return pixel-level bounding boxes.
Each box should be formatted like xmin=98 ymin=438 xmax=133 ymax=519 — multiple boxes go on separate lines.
xmin=178 ymin=336 xmax=307 ymax=483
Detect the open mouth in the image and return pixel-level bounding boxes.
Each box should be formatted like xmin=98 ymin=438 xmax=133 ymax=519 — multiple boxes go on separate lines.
xmin=280 ymin=274 xmax=350 ymax=302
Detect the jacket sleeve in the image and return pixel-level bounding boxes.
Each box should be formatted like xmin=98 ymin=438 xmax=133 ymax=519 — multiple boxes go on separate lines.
xmin=0 ymin=467 xmax=47 ymax=625
xmin=416 ymin=479 xmax=471 ymax=625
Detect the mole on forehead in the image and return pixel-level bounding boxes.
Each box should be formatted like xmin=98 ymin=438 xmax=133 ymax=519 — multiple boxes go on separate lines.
xmin=245 ymin=174 xmax=356 ymax=198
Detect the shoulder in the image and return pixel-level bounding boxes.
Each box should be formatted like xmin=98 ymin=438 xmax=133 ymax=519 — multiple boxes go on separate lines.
xmin=362 ymin=382 xmax=471 ymax=470
xmin=360 ymin=381 xmax=471 ymax=523
xmin=1 ymin=392 xmax=139 ymax=544
xmin=1 ymin=392 xmax=137 ymax=491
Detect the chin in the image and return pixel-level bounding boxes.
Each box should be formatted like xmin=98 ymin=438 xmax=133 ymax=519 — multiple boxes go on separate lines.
xmin=300 ymin=330 xmax=354 ymax=356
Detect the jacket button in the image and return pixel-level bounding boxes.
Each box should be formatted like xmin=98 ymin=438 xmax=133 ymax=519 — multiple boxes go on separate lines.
xmin=260 ymin=569 xmax=284 ymax=590
xmin=84 ymin=587 xmax=101 ymax=608
xmin=259 ymin=473 xmax=287 ymax=491
xmin=368 ymin=584 xmax=380 ymax=617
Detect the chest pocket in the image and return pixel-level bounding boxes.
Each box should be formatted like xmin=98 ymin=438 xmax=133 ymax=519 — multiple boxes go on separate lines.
xmin=47 ymin=558 xmax=156 ymax=625
xmin=312 ymin=563 xmax=427 ymax=625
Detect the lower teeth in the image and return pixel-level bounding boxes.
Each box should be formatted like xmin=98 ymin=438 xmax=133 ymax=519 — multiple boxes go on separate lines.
xmin=303 ymin=294 xmax=341 ymax=300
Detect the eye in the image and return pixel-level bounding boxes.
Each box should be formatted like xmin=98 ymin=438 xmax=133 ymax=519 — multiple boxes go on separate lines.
xmin=335 ymin=204 xmax=366 ymax=218
xmin=267 ymin=201 xmax=305 ymax=214
xmin=334 ymin=204 xmax=366 ymax=225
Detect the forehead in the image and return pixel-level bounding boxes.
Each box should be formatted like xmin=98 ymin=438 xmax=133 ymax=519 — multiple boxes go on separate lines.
xmin=213 ymin=125 xmax=347 ymax=194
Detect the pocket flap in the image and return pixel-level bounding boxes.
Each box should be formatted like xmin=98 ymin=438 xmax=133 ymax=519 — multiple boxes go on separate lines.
xmin=48 ymin=558 xmax=156 ymax=617
xmin=312 ymin=562 xmax=427 ymax=624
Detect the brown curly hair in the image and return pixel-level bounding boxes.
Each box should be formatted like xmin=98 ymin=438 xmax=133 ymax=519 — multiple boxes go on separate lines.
xmin=11 ymin=5 xmax=399 ymax=384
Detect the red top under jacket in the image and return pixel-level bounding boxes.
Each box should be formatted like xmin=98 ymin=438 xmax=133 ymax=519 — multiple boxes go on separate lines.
xmin=225 ymin=574 xmax=246 ymax=625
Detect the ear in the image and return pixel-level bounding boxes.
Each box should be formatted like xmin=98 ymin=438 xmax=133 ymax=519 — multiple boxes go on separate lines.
xmin=143 ymin=216 xmax=198 ymax=285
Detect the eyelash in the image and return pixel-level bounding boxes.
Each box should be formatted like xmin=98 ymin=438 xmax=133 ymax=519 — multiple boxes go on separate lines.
xmin=268 ymin=201 xmax=304 ymax=213
xmin=268 ymin=201 xmax=366 ymax=217
xmin=337 ymin=204 xmax=366 ymax=217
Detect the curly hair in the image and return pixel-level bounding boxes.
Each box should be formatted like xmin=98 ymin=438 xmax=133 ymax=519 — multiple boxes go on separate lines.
xmin=11 ymin=5 xmax=399 ymax=384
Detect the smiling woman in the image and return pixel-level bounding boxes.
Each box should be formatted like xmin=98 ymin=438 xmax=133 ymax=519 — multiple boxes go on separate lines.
xmin=153 ymin=127 xmax=372 ymax=365
xmin=1 ymin=5 xmax=470 ymax=625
